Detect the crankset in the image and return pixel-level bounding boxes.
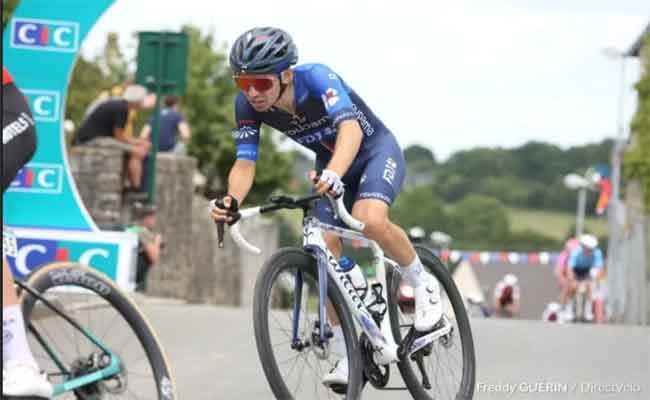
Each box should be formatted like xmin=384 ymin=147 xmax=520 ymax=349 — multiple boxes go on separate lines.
xmin=359 ymin=333 xmax=390 ymax=389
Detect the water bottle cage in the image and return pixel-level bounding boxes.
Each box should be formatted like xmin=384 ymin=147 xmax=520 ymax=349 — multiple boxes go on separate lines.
xmin=366 ymin=283 xmax=387 ymax=325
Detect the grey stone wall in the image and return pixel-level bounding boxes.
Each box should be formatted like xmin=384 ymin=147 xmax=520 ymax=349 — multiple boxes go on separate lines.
xmin=68 ymin=146 xmax=123 ymax=228
xmin=68 ymin=148 xmax=279 ymax=305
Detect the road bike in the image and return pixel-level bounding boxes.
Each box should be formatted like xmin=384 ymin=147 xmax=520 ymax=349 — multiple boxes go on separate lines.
xmin=4 ymin=227 xmax=177 ymax=399
xmin=220 ymin=193 xmax=475 ymax=399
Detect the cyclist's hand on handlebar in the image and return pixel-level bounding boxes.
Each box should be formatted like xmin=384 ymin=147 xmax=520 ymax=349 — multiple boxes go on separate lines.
xmin=309 ymin=169 xmax=344 ymax=198
xmin=210 ymin=194 xmax=240 ymax=225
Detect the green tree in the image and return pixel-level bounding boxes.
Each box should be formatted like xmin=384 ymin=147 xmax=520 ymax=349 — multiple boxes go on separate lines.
xmin=624 ymin=35 xmax=650 ymax=212
xmin=66 ymin=57 xmax=107 ymax=125
xmin=1 ymin=0 xmax=19 ymax=29
xmin=448 ymin=195 xmax=510 ymax=249
xmin=390 ymin=185 xmax=447 ymax=233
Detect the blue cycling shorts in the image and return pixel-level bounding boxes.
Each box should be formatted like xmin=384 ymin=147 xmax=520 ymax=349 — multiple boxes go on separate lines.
xmin=313 ymin=133 xmax=406 ymax=228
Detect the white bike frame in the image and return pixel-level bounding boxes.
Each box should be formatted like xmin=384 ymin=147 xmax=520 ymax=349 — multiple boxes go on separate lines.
xmin=228 ymin=194 xmax=450 ymax=364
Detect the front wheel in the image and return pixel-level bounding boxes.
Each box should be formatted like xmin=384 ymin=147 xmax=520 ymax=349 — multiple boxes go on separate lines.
xmin=253 ymin=248 xmax=364 ymax=399
xmin=20 ymin=262 xmax=177 ymax=399
xmin=388 ymin=246 xmax=476 ymax=400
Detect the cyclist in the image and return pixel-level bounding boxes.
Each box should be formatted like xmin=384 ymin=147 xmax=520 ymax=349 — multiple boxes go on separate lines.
xmin=566 ymin=234 xmax=604 ymax=322
xmin=492 ymin=273 xmax=520 ymax=318
xmin=210 ymin=27 xmax=445 ymax=387
xmin=555 ymin=237 xmax=580 ymax=320
xmin=2 ymin=66 xmax=53 ymax=398
xmin=541 ymin=302 xmax=562 ymax=323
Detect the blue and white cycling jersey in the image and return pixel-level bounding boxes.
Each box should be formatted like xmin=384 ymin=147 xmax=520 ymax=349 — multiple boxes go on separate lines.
xmin=233 ymin=63 xmax=406 ymax=226
xmin=234 ymin=63 xmax=390 ymax=166
xmin=568 ymin=247 xmax=604 ymax=271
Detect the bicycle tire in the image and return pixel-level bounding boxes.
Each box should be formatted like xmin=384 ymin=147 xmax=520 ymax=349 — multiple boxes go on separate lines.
xmin=20 ymin=262 xmax=177 ymax=400
xmin=253 ymin=248 xmax=364 ymax=399
xmin=388 ymin=246 xmax=476 ymax=400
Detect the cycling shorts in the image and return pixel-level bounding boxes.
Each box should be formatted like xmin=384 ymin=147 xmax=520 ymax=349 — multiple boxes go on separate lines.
xmin=3 ymin=83 xmax=36 ymax=192
xmin=313 ymin=132 xmax=406 ymax=228
xmin=573 ymin=267 xmax=591 ymax=281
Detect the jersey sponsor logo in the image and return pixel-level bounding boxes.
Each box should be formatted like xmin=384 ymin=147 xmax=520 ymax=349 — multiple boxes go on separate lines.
xmin=236 ymin=144 xmax=258 ymax=160
xmin=11 ymin=18 xmax=79 ymax=52
xmin=383 ymin=157 xmax=398 ymax=185
xmin=285 ymin=115 xmax=329 ymax=136
xmin=359 ymin=191 xmax=391 ymax=203
xmin=321 ymin=88 xmax=340 ymax=109
xmin=351 ymin=103 xmax=375 ymax=137
xmin=9 ymin=163 xmax=64 ymax=194
xmin=7 ymin=238 xmax=118 ymax=280
xmin=23 ymin=89 xmax=61 ymax=122
xmin=294 ymin=127 xmax=337 ymax=146
xmin=2 ymin=112 xmax=34 ymax=145
xmin=233 ymin=125 xmax=258 ymax=140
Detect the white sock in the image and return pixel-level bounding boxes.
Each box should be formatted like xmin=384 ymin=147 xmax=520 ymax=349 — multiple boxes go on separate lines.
xmin=330 ymin=325 xmax=347 ymax=359
xmin=402 ymin=256 xmax=425 ymax=287
xmin=3 ymin=304 xmax=37 ymax=366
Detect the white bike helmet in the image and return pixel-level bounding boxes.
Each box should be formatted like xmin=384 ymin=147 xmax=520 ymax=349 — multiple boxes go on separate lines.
xmin=579 ymin=234 xmax=598 ymax=250
xmin=504 ymin=273 xmax=518 ymax=286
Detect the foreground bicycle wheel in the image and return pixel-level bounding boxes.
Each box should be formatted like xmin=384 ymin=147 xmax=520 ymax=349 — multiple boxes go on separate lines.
xmin=388 ymin=246 xmax=476 ymax=400
xmin=20 ymin=262 xmax=176 ymax=399
xmin=253 ymin=248 xmax=364 ymax=399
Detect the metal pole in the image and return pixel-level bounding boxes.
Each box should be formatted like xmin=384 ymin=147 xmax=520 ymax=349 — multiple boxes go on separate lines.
xmin=146 ymin=33 xmax=165 ymax=205
xmin=612 ymin=57 xmax=627 ymax=202
xmin=576 ymin=188 xmax=587 ymax=237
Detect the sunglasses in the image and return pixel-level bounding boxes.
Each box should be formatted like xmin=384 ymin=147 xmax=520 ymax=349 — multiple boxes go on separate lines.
xmin=233 ymin=75 xmax=275 ymax=92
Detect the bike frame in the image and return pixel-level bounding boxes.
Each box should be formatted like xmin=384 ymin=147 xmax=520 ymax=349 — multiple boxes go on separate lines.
xmin=228 ymin=194 xmax=452 ymax=363
xmin=301 ymin=216 xmax=400 ymax=362
xmin=17 ymin=280 xmax=123 ymax=396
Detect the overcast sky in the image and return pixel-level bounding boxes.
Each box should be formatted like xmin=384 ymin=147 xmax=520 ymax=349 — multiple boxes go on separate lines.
xmin=82 ymin=0 xmax=649 ymax=160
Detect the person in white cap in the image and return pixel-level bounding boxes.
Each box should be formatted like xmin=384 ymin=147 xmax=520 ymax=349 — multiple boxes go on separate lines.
xmin=73 ymin=84 xmax=155 ymax=192
xmin=493 ymin=273 xmax=521 ymax=318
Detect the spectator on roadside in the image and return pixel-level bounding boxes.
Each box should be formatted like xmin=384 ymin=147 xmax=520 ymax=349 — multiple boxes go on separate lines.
xmin=140 ymin=95 xmax=191 ymax=155
xmin=493 ymin=273 xmax=521 ymax=318
xmin=126 ymin=203 xmax=163 ymax=292
xmin=73 ymin=84 xmax=155 ymax=192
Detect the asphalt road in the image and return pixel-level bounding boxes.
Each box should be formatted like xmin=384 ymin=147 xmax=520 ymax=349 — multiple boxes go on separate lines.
xmin=469 ymin=261 xmax=560 ymax=320
xmin=136 ymin=298 xmax=649 ymax=400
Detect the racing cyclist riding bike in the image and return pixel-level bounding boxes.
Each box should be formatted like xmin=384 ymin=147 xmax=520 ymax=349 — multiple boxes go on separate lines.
xmin=492 ymin=273 xmax=520 ymax=318
xmin=210 ymin=27 xmax=446 ymax=389
xmin=2 ymin=66 xmax=53 ymax=399
xmin=565 ymin=234 xmax=604 ymax=322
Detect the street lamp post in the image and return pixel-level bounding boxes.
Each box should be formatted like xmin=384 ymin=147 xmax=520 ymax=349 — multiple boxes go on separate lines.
xmin=564 ymin=173 xmax=592 ymax=237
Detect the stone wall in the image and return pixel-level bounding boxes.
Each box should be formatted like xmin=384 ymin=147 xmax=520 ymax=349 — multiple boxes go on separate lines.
xmin=68 ymin=147 xmax=279 ymax=305
xmin=68 ymin=146 xmax=124 ymax=228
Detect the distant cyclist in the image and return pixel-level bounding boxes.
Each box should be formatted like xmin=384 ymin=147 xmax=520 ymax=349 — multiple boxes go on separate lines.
xmin=2 ymin=66 xmax=53 ymax=399
xmin=541 ymin=302 xmax=562 ymax=323
xmin=566 ymin=234 xmax=604 ymax=322
xmin=493 ymin=273 xmax=521 ymax=318
xmin=555 ymin=237 xmax=580 ymax=319
xmin=210 ymin=27 xmax=446 ymax=388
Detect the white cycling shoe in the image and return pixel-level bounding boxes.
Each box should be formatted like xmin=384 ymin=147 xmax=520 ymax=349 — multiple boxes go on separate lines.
xmin=322 ymin=358 xmax=348 ymax=388
xmin=2 ymin=360 xmax=53 ymax=399
xmin=414 ymin=273 xmax=443 ymax=332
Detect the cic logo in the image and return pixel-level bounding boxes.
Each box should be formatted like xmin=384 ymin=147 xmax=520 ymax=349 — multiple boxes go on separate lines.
xmin=10 ymin=18 xmax=79 ymax=52
xmin=7 ymin=238 xmax=118 ymax=280
xmin=9 ymin=163 xmax=64 ymax=194
xmin=23 ymin=90 xmax=60 ymax=122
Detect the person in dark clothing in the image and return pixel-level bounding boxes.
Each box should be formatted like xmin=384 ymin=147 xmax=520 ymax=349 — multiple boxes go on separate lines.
xmin=140 ymin=95 xmax=191 ymax=154
xmin=74 ymin=84 xmax=154 ymax=190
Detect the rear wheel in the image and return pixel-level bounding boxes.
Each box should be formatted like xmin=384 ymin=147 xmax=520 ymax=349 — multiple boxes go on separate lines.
xmin=388 ymin=246 xmax=475 ymax=400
